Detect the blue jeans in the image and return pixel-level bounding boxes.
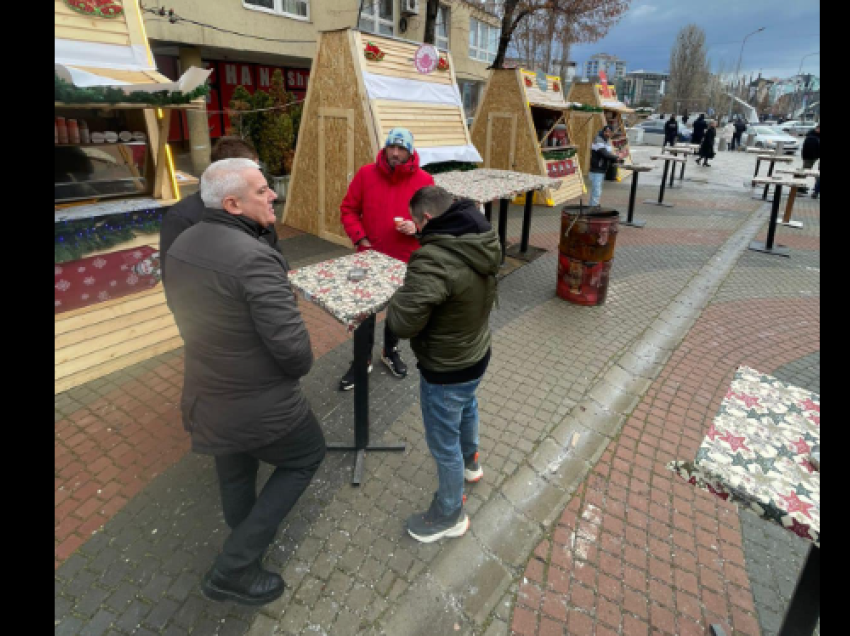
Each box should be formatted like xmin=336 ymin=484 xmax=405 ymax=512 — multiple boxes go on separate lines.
xmin=588 ymin=172 xmax=605 ymax=206
xmin=420 ymin=376 xmax=481 ymax=516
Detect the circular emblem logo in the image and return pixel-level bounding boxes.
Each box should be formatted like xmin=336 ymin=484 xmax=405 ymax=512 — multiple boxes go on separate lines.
xmin=414 ymin=45 xmax=439 ymax=74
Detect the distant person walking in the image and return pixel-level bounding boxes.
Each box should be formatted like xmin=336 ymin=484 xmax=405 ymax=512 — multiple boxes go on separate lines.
xmin=720 ymin=121 xmax=735 ymax=151
xmin=801 ymin=125 xmax=820 ymax=198
xmin=691 ymin=114 xmax=707 ymax=145
xmin=663 ymin=115 xmax=679 ymax=148
xmin=694 ymin=121 xmax=717 ymax=167
xmin=731 ymin=118 xmax=747 ymax=150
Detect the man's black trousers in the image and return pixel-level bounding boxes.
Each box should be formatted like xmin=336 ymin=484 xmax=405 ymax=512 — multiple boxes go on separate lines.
xmin=213 ymin=410 xmax=326 ymax=574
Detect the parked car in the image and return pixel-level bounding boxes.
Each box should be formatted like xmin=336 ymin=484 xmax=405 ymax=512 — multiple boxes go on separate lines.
xmin=632 ymin=119 xmax=691 ymax=146
xmin=783 ymin=121 xmax=818 ymax=137
xmin=747 ymin=126 xmax=800 ymax=154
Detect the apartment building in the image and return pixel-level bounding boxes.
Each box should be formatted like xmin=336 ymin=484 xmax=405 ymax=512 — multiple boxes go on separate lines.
xmin=143 ymin=0 xmax=500 ymax=169
xmin=621 ymin=70 xmax=669 ymax=109
xmin=583 ymin=53 xmax=627 ymax=82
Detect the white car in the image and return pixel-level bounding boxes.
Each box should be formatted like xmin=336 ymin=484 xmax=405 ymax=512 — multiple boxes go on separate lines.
xmin=784 ymin=121 xmax=818 ymax=137
xmin=632 ymin=119 xmax=692 ymax=146
xmin=748 ymin=126 xmax=800 ymax=154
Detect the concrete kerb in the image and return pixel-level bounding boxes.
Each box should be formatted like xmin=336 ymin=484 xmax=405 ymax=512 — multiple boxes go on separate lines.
xmin=375 ymin=200 xmax=777 ymax=635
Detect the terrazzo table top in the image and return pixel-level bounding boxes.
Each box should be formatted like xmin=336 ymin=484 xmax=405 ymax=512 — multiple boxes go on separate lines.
xmin=433 ymin=169 xmax=561 ymax=205
xmin=669 ymin=366 xmax=820 ymax=546
xmin=288 ymin=251 xmax=406 ymax=332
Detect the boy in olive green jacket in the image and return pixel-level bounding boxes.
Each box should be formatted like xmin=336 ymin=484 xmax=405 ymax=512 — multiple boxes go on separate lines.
xmin=387 ymin=185 xmax=501 ymax=543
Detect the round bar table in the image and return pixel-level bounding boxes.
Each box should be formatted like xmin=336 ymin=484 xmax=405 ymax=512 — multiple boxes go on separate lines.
xmin=617 ymin=163 xmax=654 ymax=227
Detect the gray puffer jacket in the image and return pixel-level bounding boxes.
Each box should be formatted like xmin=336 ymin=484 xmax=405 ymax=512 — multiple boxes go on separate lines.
xmin=164 ymin=208 xmax=313 ymax=455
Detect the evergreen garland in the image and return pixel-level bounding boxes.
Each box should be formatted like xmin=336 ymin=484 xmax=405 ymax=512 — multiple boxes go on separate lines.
xmin=422 ymin=161 xmax=479 ymax=175
xmin=567 ymin=104 xmax=604 ymax=113
xmin=55 ymin=209 xmax=164 ymax=264
xmin=55 ymin=74 xmax=210 ymax=106
xmin=542 ymin=148 xmax=577 ymax=160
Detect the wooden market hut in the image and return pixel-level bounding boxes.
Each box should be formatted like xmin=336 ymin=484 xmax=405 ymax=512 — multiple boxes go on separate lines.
xmin=566 ymin=80 xmax=635 ymax=181
xmin=54 ymin=0 xmax=209 ymax=394
xmin=469 ymin=68 xmax=585 ymax=206
xmin=282 ymin=29 xmax=481 ymax=246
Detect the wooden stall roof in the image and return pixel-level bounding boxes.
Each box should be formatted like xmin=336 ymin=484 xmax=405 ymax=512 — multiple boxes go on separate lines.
xmin=520 ymin=69 xmax=568 ymax=110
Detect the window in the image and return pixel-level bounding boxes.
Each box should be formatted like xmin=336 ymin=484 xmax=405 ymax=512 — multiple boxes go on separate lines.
xmin=359 ymin=0 xmax=394 ymax=36
xmin=469 ymin=18 xmax=498 ymax=62
xmin=460 ymin=81 xmax=481 ymax=116
xmin=243 ymin=0 xmax=309 ymax=19
xmin=436 ymin=5 xmax=450 ymax=51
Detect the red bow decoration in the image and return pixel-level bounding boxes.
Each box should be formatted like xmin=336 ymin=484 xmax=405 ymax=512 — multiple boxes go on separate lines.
xmin=524 ymin=76 xmax=533 ymax=87
xmin=364 ymin=42 xmax=385 ymax=61
xmin=553 ymin=82 xmax=561 ymax=92
xmin=437 ymin=57 xmax=450 ymax=72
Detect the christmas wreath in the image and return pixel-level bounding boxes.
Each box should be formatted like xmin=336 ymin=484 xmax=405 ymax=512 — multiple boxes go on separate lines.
xmin=437 ymin=57 xmax=450 ymax=72
xmin=553 ymin=81 xmax=561 ymax=92
xmin=64 ymin=0 xmax=124 ymax=18
xmin=524 ymin=76 xmax=533 ymax=88
xmin=364 ymin=42 xmax=385 ymax=62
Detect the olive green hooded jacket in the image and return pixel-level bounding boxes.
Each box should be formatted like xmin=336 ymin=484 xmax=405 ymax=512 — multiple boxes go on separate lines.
xmin=387 ymin=198 xmax=501 ymax=375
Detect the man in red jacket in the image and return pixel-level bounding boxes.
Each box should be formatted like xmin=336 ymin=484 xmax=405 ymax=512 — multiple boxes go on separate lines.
xmin=339 ymin=127 xmax=435 ymax=390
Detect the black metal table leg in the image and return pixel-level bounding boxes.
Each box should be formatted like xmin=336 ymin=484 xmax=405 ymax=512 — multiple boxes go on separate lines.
xmin=622 ymin=171 xmax=646 ymax=227
xmin=679 ymin=157 xmax=686 ymax=181
xmin=498 ymin=197 xmax=509 ymax=264
xmin=669 ymin=159 xmax=676 ymax=188
xmin=327 ymin=314 xmax=405 ymax=485
xmin=777 ymin=545 xmax=820 ymax=636
xmin=749 ymin=183 xmax=790 ymax=257
xmin=519 ymin=189 xmax=534 ymax=253
xmin=644 ymin=159 xmax=674 ymax=207
xmin=483 ymin=201 xmax=492 ymax=223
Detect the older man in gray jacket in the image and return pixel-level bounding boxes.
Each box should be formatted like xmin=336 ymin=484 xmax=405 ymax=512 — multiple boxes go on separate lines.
xmin=164 ymin=158 xmax=325 ymax=606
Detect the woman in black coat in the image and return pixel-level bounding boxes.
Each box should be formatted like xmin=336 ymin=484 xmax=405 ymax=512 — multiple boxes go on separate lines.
xmin=695 ymin=121 xmax=717 ymax=167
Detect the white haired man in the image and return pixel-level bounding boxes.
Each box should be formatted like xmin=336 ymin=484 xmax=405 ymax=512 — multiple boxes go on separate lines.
xmin=164 ymin=158 xmax=325 ymax=606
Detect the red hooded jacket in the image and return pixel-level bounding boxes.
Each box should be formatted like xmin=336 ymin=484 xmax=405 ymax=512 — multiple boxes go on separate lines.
xmin=340 ymin=149 xmax=435 ymax=263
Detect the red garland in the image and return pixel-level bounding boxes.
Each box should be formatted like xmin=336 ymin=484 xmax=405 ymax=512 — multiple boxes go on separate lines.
xmin=64 ymin=0 xmax=124 ymax=18
xmin=437 ymin=57 xmax=449 ymax=72
xmin=364 ymin=42 xmax=385 ymax=62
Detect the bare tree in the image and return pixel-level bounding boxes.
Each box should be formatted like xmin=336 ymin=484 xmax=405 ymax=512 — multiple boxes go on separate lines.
xmin=662 ymin=24 xmax=710 ymax=113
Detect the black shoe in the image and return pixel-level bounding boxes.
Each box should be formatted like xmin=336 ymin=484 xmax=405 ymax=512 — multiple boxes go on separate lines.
xmin=201 ymin=563 xmax=285 ymax=606
xmin=464 ymin=452 xmax=483 ymax=483
xmin=406 ymin=496 xmax=469 ymax=543
xmin=704 ymin=163 xmax=711 ymax=167
xmin=381 ymin=347 xmax=408 ymax=378
xmin=812 ymin=193 xmax=819 ymax=199
xmin=339 ymin=360 xmax=372 ymax=391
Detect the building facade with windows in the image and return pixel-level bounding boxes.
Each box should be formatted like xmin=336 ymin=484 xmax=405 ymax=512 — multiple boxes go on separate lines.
xmin=143 ymin=0 xmax=499 ymax=169
xmin=622 ymin=70 xmax=669 ymax=109
xmin=583 ymin=53 xmax=627 ymax=82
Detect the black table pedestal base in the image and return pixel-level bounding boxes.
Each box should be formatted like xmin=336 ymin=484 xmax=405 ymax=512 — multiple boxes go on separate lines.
xmin=777 ymin=545 xmax=820 ymax=636
xmin=642 ymin=200 xmax=674 ymax=208
xmin=327 ymin=444 xmax=406 ymax=486
xmin=748 ymin=240 xmax=790 ymax=257
xmin=621 ymin=219 xmax=648 ymax=227
xmin=328 ymin=314 xmax=405 ymax=486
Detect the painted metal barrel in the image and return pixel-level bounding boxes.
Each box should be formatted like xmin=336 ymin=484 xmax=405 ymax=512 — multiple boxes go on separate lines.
xmin=557 ymin=206 xmax=620 ymax=306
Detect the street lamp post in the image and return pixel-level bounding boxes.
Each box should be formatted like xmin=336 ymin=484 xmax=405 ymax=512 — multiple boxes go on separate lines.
xmin=727 ymin=27 xmax=765 ymax=121
xmin=793 ymin=52 xmax=819 ymax=118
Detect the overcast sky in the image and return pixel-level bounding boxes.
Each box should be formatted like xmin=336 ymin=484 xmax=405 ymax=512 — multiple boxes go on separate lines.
xmin=565 ymin=0 xmax=821 ymax=80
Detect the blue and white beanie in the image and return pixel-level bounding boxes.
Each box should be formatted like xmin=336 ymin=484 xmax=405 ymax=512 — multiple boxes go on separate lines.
xmin=385 ymin=127 xmax=415 ymax=153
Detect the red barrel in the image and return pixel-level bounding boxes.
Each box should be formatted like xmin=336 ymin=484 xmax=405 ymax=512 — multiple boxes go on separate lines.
xmin=557 ymin=206 xmax=620 ymax=306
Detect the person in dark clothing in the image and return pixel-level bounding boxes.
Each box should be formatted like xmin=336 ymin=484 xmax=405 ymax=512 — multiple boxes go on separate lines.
xmin=663 ymin=115 xmax=679 ymax=148
xmin=159 ymin=137 xmax=283 ymax=287
xmin=682 ymin=110 xmax=690 ymax=125
xmin=801 ymin=125 xmax=820 ymax=198
xmin=387 ymin=186 xmax=501 ymax=543
xmin=731 ymin=118 xmax=747 ymax=150
xmin=588 ymin=126 xmax=623 ymax=207
xmin=691 ymin=114 xmax=707 ymax=145
xmin=164 ymin=158 xmax=325 ymax=606
xmin=695 ymin=121 xmax=717 ymax=167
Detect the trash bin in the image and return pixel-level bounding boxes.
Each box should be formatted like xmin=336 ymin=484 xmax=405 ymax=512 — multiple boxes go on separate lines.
xmin=605 ymin=161 xmax=619 ymax=181
xmin=557 ymin=206 xmax=620 ymax=306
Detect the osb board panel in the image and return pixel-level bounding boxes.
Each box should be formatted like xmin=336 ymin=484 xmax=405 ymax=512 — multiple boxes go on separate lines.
xmin=357 ymin=34 xmax=453 ymax=85
xmin=567 ymin=111 xmax=605 ymax=176
xmin=284 ymin=31 xmax=376 ymax=243
xmin=322 ymin=117 xmax=355 ymax=241
xmin=471 ymin=69 xmax=542 ymax=177
xmin=488 ymin=116 xmax=516 ymax=171
xmin=567 ymin=82 xmax=599 ymax=107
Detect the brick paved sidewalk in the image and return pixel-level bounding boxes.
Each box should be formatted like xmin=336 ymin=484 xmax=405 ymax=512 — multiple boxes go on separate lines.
xmin=507 ymin=198 xmax=820 ymax=633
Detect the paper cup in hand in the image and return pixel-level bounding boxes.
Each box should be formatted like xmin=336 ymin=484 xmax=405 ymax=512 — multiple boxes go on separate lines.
xmin=394 ymin=217 xmax=404 ymax=229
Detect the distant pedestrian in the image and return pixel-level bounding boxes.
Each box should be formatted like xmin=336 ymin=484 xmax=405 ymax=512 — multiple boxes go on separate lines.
xmin=663 ymin=114 xmax=679 ymax=148
xmin=695 ymin=121 xmax=717 ymax=167
xmin=691 ymin=114 xmax=707 ymax=145
xmin=801 ymin=125 xmax=820 ymax=198
xmin=682 ymin=110 xmax=690 ymax=125
xmin=720 ymin=121 xmax=735 ymax=151
xmin=731 ymin=118 xmax=747 ymax=150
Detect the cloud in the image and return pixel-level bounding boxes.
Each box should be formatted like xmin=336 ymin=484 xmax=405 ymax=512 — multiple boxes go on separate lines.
xmin=628 ymin=4 xmax=658 ymax=20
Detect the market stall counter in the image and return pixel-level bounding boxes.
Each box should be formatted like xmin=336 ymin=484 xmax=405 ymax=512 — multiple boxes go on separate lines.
xmin=288 ymin=251 xmax=407 ymax=485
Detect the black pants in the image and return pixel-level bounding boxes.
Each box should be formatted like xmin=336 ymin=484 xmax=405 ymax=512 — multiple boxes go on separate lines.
xmin=213 ymin=410 xmax=326 ymax=574
xmin=731 ymin=133 xmax=742 ymax=150
xmin=366 ymin=319 xmax=399 ymax=356
xmin=662 ymin=136 xmax=676 ymax=148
